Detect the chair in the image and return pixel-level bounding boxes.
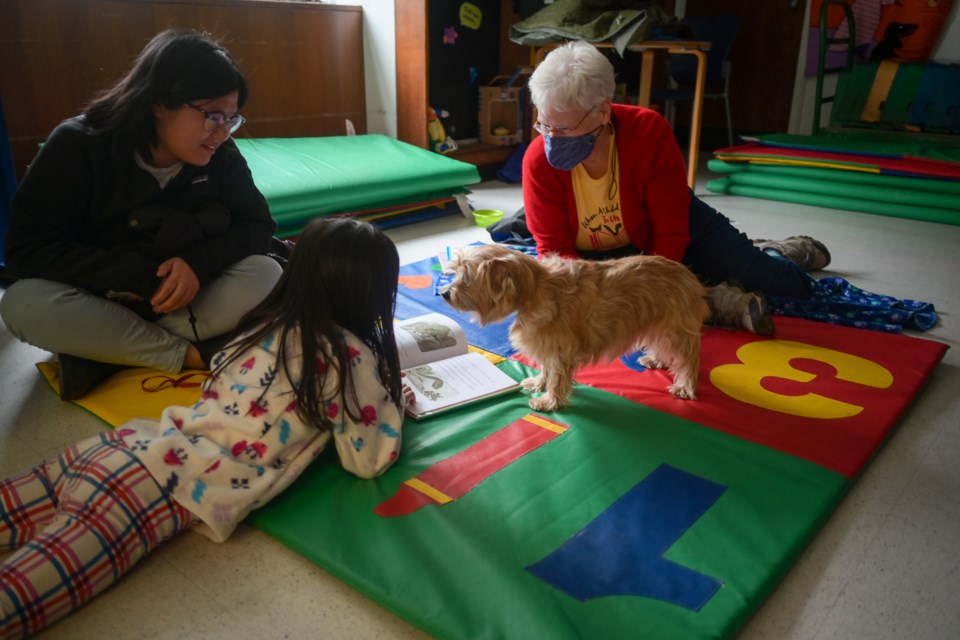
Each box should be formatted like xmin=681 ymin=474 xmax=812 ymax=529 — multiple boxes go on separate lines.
xmin=652 ymin=15 xmax=741 ymax=147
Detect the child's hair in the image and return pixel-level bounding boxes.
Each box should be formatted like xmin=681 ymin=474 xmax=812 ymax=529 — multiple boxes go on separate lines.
xmin=83 ymin=28 xmax=249 ymax=163
xmin=213 ymin=217 xmax=403 ymax=429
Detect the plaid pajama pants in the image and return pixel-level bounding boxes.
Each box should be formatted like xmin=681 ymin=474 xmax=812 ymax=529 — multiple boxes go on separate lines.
xmin=0 ymin=430 xmax=195 ymax=639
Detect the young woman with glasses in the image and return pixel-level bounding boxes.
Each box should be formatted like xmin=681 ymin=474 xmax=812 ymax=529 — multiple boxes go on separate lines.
xmin=1 ymin=29 xmax=283 ymax=399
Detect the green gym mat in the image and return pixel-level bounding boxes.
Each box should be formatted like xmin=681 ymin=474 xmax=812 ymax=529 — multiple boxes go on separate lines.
xmin=706 ymin=175 xmax=959 ymax=225
xmin=710 ymin=131 xmax=960 ymax=224
xmin=879 ymin=64 xmax=927 ymax=127
xmin=247 ymin=305 xmax=948 ymax=639
xmin=708 ymin=159 xmax=960 ymax=196
xmin=830 ymin=62 xmax=934 ymax=131
xmin=707 ymin=159 xmax=960 ymax=219
xmin=250 ymin=359 xmax=848 ymax=640
xmin=830 ymin=63 xmax=876 ymax=128
xmin=234 ymin=135 xmax=481 ymax=231
xmin=755 ymin=132 xmax=960 ymax=165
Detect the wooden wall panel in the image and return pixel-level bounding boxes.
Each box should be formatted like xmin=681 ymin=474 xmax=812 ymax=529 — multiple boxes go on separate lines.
xmin=394 ymin=0 xmax=429 ymax=148
xmin=0 ymin=0 xmax=365 ymax=179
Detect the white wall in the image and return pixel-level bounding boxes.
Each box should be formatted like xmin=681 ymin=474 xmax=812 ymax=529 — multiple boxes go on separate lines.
xmin=931 ymin=0 xmax=960 ymax=62
xmin=326 ymin=0 xmax=398 ymax=136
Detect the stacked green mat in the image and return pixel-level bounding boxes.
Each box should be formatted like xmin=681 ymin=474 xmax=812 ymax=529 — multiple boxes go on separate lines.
xmin=754 ymin=131 xmax=960 ymax=166
xmin=234 ymin=135 xmax=481 ymax=237
xmin=707 ymin=131 xmax=960 ymax=226
xmin=706 ymin=160 xmax=960 ymax=226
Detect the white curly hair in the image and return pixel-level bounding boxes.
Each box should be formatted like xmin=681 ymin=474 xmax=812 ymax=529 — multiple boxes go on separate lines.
xmin=528 ymin=41 xmax=616 ymax=113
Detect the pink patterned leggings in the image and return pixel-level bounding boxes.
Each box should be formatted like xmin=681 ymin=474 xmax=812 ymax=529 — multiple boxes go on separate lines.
xmin=0 ymin=430 xmax=195 ymax=639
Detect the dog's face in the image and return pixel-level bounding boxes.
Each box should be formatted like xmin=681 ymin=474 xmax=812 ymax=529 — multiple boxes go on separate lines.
xmin=439 ymin=245 xmax=534 ymax=325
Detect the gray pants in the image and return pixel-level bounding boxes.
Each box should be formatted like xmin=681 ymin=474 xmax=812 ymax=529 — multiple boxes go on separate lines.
xmin=0 ymin=255 xmax=282 ymax=372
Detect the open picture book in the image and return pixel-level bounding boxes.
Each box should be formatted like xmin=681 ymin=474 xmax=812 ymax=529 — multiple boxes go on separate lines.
xmin=397 ymin=313 xmax=520 ymax=419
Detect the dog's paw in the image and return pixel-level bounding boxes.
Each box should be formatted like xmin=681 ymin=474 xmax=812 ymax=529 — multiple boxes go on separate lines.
xmin=521 ymin=376 xmax=545 ymax=393
xmin=529 ymin=394 xmax=564 ymax=412
xmin=668 ymin=384 xmax=696 ymax=400
xmin=638 ymin=355 xmax=666 ymax=370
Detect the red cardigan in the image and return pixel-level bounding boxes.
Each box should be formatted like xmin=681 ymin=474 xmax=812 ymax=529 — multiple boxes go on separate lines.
xmin=522 ymin=104 xmax=691 ymax=262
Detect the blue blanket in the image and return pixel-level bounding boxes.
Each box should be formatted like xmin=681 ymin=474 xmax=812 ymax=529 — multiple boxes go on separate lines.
xmin=767 ymin=276 xmax=937 ymax=334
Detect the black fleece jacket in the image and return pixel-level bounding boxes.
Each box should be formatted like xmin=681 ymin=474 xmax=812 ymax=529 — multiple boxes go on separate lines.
xmin=4 ymin=116 xmax=276 ymax=303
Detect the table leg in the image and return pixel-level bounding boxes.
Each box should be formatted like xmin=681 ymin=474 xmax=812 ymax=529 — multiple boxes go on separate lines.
xmin=684 ymin=49 xmax=708 ymax=190
xmin=638 ymin=50 xmax=654 ymax=107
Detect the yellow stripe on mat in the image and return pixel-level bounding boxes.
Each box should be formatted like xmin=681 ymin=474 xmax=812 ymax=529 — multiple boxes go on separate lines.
xmin=861 ymin=59 xmax=900 ymax=123
xmin=523 ymin=413 xmax=569 ymax=434
xmin=713 ymin=155 xmax=881 ymax=174
xmin=404 ymin=477 xmax=454 ymax=504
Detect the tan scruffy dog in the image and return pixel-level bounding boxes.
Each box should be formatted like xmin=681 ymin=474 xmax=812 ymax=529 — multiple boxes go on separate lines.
xmin=440 ymin=244 xmax=711 ymax=412
xmin=441 ymin=245 xmax=710 ymax=411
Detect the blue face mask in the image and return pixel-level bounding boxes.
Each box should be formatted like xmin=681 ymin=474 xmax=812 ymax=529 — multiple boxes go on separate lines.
xmin=543 ymin=126 xmax=601 ymax=171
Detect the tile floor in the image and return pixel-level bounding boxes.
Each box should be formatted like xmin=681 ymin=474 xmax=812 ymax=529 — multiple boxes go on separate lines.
xmin=1 ymin=166 xmax=959 ymax=639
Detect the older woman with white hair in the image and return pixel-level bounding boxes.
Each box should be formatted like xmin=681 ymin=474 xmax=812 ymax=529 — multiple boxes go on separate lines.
xmin=522 ymin=41 xmax=830 ymax=334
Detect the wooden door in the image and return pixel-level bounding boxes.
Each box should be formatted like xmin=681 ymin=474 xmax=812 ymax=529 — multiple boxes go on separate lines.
xmin=684 ymin=0 xmax=807 ymax=135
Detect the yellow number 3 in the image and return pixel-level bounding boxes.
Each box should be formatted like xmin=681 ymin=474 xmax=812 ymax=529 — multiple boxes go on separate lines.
xmin=710 ymin=340 xmax=893 ymax=419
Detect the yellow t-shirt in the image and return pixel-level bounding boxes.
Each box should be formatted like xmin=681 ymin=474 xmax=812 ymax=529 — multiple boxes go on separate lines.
xmin=571 ymin=128 xmax=628 ymax=252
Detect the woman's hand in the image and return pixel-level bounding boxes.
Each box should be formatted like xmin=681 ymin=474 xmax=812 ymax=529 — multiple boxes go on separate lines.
xmin=151 ymin=257 xmax=200 ymax=314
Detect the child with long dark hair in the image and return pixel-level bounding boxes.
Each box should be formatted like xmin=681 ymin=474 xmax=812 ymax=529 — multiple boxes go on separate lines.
xmin=0 ymin=217 xmax=413 ymax=639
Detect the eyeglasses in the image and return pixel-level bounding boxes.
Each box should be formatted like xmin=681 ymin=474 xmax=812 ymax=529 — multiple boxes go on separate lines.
xmin=185 ymin=103 xmax=246 ymax=135
xmin=534 ymin=106 xmax=597 ymax=137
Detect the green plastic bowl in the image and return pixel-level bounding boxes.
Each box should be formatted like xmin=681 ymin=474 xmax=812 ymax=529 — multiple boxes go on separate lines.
xmin=472 ymin=209 xmax=504 ymax=227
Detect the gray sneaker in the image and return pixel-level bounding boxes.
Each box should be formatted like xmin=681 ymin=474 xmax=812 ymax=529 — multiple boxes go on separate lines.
xmin=754 ymin=236 xmax=831 ymax=271
xmin=744 ymin=295 xmax=775 ymax=336
xmin=707 ymin=282 xmax=775 ymax=336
